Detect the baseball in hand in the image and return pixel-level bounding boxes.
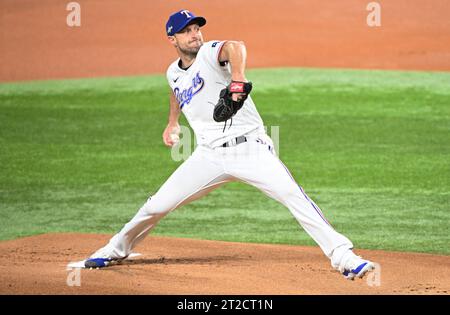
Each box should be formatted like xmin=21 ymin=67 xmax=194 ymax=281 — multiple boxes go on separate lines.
xmin=170 ymin=133 xmax=180 ymax=144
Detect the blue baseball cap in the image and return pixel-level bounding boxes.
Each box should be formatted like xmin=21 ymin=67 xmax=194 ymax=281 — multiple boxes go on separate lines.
xmin=166 ymin=9 xmax=206 ymax=36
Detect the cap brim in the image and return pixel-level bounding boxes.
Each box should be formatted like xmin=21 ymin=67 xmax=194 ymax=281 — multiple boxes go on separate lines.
xmin=190 ymin=16 xmax=206 ymax=27
xmin=176 ymin=16 xmax=206 ymax=34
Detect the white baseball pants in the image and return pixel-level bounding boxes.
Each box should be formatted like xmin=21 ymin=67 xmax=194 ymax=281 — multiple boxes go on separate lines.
xmin=105 ymin=133 xmax=353 ymax=262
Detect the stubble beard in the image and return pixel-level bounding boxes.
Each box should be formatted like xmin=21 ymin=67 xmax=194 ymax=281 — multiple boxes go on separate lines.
xmin=179 ymin=40 xmax=203 ymax=59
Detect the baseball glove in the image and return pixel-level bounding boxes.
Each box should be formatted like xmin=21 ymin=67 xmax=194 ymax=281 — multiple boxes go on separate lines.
xmin=213 ymin=81 xmax=252 ymax=131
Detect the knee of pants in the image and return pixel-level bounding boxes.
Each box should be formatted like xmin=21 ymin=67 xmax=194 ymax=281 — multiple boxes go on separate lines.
xmin=272 ymin=185 xmax=302 ymax=203
xmin=141 ymin=195 xmax=178 ymax=216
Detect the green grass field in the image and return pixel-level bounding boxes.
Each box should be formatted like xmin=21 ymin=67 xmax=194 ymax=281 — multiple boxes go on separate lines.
xmin=1 ymin=68 xmax=449 ymax=255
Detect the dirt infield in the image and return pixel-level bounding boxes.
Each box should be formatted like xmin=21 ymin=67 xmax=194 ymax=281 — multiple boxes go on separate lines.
xmin=1 ymin=0 xmax=450 ymax=82
xmin=0 ymin=233 xmax=448 ymax=295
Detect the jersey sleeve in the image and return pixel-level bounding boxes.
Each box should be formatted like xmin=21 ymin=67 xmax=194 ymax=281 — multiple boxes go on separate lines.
xmin=166 ymin=65 xmax=175 ymax=90
xmin=201 ymin=40 xmax=228 ymax=71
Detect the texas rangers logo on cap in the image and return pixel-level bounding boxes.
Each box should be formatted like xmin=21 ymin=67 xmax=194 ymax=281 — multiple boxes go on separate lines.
xmin=166 ymin=9 xmax=207 ymax=36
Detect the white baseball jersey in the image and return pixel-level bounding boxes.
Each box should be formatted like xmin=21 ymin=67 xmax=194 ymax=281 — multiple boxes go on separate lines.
xmin=166 ymin=40 xmax=265 ymax=148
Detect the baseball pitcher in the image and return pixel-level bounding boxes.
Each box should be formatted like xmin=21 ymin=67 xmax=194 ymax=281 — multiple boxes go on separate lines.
xmin=83 ymin=10 xmax=376 ymax=280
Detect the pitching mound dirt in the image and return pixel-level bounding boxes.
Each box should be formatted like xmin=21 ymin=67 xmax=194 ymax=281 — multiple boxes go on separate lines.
xmin=0 ymin=233 xmax=448 ymax=294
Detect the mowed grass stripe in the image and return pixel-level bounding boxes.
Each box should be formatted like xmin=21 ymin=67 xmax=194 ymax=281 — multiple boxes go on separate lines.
xmin=0 ymin=68 xmax=449 ymax=254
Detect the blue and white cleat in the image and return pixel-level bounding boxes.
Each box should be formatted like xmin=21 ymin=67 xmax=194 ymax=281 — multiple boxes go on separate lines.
xmin=85 ymin=257 xmax=115 ymax=268
xmin=340 ymin=256 xmax=376 ymax=280
xmin=84 ymin=245 xmax=126 ymax=269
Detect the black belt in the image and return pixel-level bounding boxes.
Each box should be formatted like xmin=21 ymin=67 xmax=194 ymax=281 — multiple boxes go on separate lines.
xmin=221 ymin=136 xmax=247 ymax=147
